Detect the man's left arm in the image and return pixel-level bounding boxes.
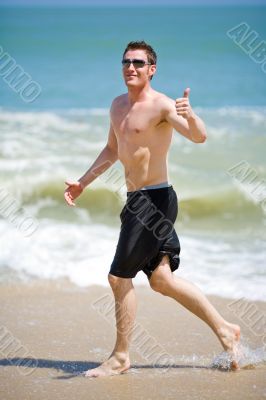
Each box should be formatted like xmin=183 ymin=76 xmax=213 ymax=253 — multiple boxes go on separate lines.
xmin=164 ymin=88 xmax=207 ymax=143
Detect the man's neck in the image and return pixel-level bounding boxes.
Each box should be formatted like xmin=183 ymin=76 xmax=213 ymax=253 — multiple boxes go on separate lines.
xmin=127 ymin=83 xmax=152 ymax=104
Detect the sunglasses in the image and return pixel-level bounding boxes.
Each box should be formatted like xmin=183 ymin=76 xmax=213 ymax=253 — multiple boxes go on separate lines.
xmin=122 ymin=58 xmax=152 ymax=68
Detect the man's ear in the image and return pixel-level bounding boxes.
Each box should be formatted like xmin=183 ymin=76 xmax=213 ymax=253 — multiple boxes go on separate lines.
xmin=149 ymin=64 xmax=156 ymax=79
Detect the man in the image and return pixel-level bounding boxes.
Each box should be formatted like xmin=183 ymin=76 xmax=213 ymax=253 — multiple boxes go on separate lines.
xmin=64 ymin=41 xmax=241 ymax=377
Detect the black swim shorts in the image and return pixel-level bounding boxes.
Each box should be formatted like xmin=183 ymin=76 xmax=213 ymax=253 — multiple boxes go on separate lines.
xmin=109 ymin=184 xmax=181 ymax=279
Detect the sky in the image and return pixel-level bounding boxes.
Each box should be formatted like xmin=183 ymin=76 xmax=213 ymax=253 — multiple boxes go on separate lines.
xmin=0 ymin=0 xmax=265 ymax=5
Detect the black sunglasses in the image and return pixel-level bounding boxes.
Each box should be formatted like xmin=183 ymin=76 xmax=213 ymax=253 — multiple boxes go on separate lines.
xmin=122 ymin=58 xmax=152 ymax=68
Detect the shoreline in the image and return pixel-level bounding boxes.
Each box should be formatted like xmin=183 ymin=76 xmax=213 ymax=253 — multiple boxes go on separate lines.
xmin=0 ymin=279 xmax=265 ymax=400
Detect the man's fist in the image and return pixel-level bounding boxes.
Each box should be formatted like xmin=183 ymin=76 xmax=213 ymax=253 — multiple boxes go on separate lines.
xmin=175 ymin=88 xmax=195 ymax=120
xmin=64 ymin=180 xmax=84 ymax=206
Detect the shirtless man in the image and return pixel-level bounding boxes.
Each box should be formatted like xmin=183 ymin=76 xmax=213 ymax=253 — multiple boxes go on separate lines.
xmin=64 ymin=41 xmax=241 ymax=377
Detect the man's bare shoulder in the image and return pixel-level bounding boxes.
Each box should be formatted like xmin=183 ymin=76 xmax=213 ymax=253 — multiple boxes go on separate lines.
xmin=110 ymin=94 xmax=127 ymax=110
xmin=153 ymin=91 xmax=175 ymax=109
xmin=151 ymin=91 xmax=176 ymax=120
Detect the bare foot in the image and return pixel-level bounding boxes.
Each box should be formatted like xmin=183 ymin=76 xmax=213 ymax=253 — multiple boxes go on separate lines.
xmin=217 ymin=322 xmax=241 ymax=371
xmin=84 ymin=352 xmax=130 ymax=378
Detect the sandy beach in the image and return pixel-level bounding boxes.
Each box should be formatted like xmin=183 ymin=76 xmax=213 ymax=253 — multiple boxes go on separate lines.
xmin=0 ymin=279 xmax=265 ymax=400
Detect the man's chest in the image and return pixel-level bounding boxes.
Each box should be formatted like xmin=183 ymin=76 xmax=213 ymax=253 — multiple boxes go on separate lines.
xmin=111 ymin=104 xmax=163 ymax=139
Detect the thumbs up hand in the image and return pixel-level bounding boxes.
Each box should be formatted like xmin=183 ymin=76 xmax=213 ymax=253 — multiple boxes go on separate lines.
xmin=175 ymin=88 xmax=195 ymax=120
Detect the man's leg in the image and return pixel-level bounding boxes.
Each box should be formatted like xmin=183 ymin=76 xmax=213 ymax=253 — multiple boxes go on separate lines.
xmin=149 ymin=255 xmax=241 ymax=370
xmin=84 ymin=273 xmax=136 ymax=377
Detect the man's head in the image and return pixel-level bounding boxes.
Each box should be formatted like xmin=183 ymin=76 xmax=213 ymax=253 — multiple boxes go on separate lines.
xmin=122 ymin=41 xmax=157 ymax=87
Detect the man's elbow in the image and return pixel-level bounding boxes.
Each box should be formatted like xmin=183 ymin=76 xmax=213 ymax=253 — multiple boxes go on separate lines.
xmin=106 ymin=144 xmax=118 ymax=160
xmin=197 ymin=134 xmax=207 ymax=143
xmin=192 ymin=132 xmax=207 ymax=143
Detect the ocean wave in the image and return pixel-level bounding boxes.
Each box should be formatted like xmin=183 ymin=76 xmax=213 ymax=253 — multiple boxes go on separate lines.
xmin=0 ymin=106 xmax=265 ymax=223
xmin=0 ymin=109 xmax=91 ymax=134
xmin=0 ymin=180 xmax=264 ymax=221
xmin=1 ymin=106 xmax=265 ymax=151
xmin=0 ymin=219 xmax=265 ymax=300
xmin=195 ymin=106 xmax=266 ymax=138
xmin=1 ymin=106 xmax=266 ymax=126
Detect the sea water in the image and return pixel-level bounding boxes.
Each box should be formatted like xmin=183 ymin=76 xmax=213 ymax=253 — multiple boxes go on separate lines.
xmin=0 ymin=5 xmax=265 ymax=300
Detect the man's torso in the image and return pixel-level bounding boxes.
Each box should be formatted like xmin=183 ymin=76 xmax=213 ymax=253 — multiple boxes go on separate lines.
xmin=110 ymin=90 xmax=173 ymax=191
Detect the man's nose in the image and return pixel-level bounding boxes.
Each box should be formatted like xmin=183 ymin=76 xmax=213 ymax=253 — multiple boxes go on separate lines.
xmin=127 ymin=62 xmax=135 ymax=70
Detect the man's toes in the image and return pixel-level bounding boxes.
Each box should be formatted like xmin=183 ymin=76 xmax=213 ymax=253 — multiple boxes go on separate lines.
xmin=84 ymin=368 xmax=100 ymax=377
xmin=230 ymin=359 xmax=240 ymax=371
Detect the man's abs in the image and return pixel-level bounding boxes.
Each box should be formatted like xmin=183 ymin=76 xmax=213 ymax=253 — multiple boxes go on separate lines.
xmin=116 ymin=127 xmax=172 ymax=191
xmin=119 ymin=144 xmax=168 ymax=191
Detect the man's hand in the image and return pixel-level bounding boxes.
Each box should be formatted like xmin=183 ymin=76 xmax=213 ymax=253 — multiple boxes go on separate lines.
xmin=175 ymin=88 xmax=195 ymax=120
xmin=64 ymin=181 xmax=84 ymax=206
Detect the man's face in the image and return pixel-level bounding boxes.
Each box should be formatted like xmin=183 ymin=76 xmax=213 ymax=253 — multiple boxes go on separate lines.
xmin=122 ymin=49 xmax=156 ymax=87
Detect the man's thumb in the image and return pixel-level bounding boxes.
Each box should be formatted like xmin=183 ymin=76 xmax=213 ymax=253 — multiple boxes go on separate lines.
xmin=183 ymin=88 xmax=190 ymax=98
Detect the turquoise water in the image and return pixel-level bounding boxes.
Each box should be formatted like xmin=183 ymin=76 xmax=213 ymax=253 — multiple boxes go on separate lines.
xmin=0 ymin=6 xmax=266 ymax=108
xmin=0 ymin=6 xmax=265 ymax=298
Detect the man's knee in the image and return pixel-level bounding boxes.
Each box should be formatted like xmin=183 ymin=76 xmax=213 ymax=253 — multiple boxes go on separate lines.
xmin=149 ymin=262 xmax=174 ymax=295
xmin=149 ymin=275 xmax=170 ymax=295
xmin=108 ymin=273 xmax=132 ymax=290
xmin=108 ymin=273 xmax=121 ymax=287
xmin=149 ymin=277 xmax=165 ymax=294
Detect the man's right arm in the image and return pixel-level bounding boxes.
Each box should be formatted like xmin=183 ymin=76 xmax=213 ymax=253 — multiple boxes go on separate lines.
xmin=78 ymin=121 xmax=118 ymax=189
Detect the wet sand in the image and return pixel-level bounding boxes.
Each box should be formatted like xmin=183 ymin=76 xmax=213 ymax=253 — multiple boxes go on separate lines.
xmin=0 ymin=279 xmax=265 ymax=400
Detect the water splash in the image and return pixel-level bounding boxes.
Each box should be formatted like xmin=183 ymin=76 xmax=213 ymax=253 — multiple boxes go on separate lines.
xmin=211 ymin=342 xmax=266 ymax=371
xmin=163 ymin=337 xmax=266 ymax=372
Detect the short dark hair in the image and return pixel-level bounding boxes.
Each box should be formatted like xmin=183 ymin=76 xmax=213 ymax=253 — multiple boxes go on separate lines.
xmin=123 ymin=40 xmax=157 ymax=80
